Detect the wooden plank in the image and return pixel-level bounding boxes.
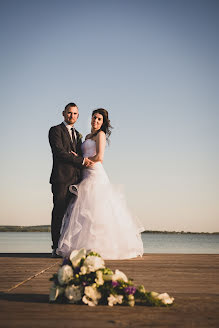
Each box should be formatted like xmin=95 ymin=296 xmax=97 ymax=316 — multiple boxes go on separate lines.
xmin=0 ymin=254 xmax=59 ymax=292
xmin=0 ymin=254 xmax=219 ymax=327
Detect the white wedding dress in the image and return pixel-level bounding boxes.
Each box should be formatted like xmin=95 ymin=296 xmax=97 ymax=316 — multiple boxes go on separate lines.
xmin=57 ymin=139 xmax=144 ymax=259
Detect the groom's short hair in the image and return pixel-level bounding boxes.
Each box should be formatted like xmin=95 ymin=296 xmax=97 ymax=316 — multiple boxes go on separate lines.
xmin=64 ymin=103 xmax=78 ymax=111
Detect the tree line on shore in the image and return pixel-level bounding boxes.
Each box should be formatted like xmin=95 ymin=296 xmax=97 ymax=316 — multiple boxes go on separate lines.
xmin=0 ymin=226 xmax=218 ymax=234
xmin=0 ymin=225 xmax=51 ymax=232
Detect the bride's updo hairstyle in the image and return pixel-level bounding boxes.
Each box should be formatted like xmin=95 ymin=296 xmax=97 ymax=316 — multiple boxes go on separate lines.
xmin=92 ymin=108 xmax=113 ymax=142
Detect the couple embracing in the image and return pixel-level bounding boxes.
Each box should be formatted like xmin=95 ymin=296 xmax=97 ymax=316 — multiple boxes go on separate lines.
xmin=49 ymin=103 xmax=144 ymax=259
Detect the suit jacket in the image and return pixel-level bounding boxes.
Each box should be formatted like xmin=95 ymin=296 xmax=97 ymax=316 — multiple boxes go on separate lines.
xmin=49 ymin=122 xmax=84 ymax=185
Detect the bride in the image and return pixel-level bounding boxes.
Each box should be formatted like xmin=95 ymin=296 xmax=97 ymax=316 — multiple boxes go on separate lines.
xmin=57 ymin=108 xmax=144 ymax=259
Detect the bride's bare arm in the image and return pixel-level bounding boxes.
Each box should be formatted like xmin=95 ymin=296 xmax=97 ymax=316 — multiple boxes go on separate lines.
xmin=89 ymin=131 xmax=106 ymax=163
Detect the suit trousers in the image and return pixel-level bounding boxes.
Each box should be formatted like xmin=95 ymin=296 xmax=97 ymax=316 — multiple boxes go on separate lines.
xmin=51 ymin=183 xmax=75 ymax=249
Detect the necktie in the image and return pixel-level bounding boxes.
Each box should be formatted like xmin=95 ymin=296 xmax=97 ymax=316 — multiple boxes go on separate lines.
xmin=71 ymin=127 xmax=76 ymax=149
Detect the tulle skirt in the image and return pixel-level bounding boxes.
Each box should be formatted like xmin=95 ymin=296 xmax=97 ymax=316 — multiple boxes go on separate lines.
xmin=57 ymin=162 xmax=144 ymax=259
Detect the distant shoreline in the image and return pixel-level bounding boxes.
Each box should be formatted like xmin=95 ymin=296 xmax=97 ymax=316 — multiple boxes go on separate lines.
xmin=0 ymin=225 xmax=51 ymax=232
xmin=0 ymin=225 xmax=218 ymax=234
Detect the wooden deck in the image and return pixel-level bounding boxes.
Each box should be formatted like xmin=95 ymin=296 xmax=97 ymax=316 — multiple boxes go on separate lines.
xmin=0 ymin=253 xmax=219 ymax=327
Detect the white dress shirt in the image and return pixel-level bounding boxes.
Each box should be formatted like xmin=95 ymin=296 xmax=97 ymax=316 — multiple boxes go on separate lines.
xmin=63 ymin=121 xmax=77 ymax=142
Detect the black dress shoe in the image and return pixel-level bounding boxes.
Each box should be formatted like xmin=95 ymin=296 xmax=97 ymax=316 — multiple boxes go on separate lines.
xmin=51 ymin=249 xmax=62 ymax=258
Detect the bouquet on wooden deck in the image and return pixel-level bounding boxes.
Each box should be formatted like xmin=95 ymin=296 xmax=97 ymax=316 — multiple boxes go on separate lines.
xmin=49 ymin=249 xmax=174 ymax=307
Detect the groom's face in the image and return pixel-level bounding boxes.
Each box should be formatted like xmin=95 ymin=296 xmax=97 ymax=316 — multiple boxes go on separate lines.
xmin=63 ymin=106 xmax=79 ymax=126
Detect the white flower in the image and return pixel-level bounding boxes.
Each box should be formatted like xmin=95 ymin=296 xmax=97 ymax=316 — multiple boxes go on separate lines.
xmin=65 ymin=285 xmax=82 ymax=303
xmin=157 ymin=293 xmax=174 ymax=305
xmin=95 ymin=270 xmax=104 ymax=286
xmin=79 ymin=265 xmax=87 ymax=275
xmin=112 ymin=269 xmax=128 ymax=283
xmin=82 ymin=285 xmax=101 ymax=306
xmin=58 ymin=265 xmax=73 ymax=285
xmin=70 ymin=248 xmax=86 ymax=268
xmin=82 ymin=295 xmax=97 ymax=307
xmin=128 ymin=294 xmax=135 ymax=307
xmin=107 ymin=294 xmax=123 ymax=306
xmin=83 ymin=255 xmax=105 ymax=273
xmin=49 ymin=283 xmax=64 ymax=302
xmin=84 ymin=285 xmax=101 ymax=300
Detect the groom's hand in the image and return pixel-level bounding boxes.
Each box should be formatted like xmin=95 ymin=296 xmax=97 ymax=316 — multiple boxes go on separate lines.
xmin=83 ymin=158 xmax=94 ymax=167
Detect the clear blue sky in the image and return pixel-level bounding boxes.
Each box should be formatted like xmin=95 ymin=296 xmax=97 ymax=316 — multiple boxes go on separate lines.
xmin=0 ymin=0 xmax=218 ymax=232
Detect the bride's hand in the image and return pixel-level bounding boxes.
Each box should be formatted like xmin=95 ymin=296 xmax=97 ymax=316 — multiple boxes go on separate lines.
xmin=71 ymin=151 xmax=78 ymax=157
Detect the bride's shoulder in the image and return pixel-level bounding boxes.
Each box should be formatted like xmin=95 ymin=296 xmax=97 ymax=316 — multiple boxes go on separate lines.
xmin=95 ymin=130 xmax=105 ymax=139
xmin=98 ymin=130 xmax=106 ymax=137
xmin=96 ymin=131 xmax=106 ymax=142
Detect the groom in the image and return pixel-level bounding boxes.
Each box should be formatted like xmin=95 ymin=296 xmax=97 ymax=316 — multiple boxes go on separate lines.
xmin=49 ymin=103 xmax=93 ymax=257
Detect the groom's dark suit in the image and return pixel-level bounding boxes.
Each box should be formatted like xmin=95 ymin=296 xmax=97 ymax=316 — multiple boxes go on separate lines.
xmin=49 ymin=122 xmax=84 ymax=250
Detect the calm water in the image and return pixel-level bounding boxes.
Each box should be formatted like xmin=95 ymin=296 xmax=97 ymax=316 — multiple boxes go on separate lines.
xmin=0 ymin=232 xmax=219 ymax=253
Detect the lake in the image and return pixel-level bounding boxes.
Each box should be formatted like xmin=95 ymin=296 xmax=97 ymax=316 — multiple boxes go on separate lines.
xmin=0 ymin=232 xmax=219 ymax=254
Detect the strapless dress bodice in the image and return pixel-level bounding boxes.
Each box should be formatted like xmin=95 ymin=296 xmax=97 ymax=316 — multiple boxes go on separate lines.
xmin=81 ymin=139 xmax=96 ymax=158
